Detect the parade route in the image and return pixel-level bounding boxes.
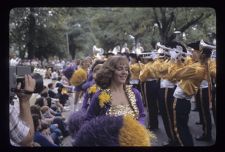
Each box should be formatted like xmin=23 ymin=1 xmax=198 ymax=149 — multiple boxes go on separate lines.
xmin=58 ymin=83 xmax=216 ymax=146
xmin=28 ymin=79 xmax=216 ymax=147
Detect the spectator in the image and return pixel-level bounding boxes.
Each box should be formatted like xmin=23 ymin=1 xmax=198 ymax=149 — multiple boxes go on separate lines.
xmin=32 ymin=114 xmax=58 ymax=147
xmin=34 ymin=98 xmax=69 ymax=137
xmin=30 ymin=105 xmax=63 ymax=145
xmin=51 ymin=70 xmax=59 ymax=81
xmin=9 ymin=75 xmax=35 ymax=146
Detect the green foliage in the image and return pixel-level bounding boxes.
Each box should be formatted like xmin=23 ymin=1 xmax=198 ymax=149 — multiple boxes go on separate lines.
xmin=9 ymin=7 xmax=216 ymax=59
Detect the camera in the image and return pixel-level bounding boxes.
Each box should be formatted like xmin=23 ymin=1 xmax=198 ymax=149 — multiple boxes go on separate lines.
xmin=9 ymin=66 xmax=44 ymax=98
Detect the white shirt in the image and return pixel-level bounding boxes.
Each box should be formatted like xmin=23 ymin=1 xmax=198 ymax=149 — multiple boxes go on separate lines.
xmin=200 ymin=80 xmax=208 ymax=88
xmin=173 ymin=85 xmax=192 ymax=100
xmin=160 ymin=79 xmax=175 ymax=88
xmin=10 ymin=58 xmax=20 ymax=66
xmin=51 ymin=71 xmax=58 ymax=79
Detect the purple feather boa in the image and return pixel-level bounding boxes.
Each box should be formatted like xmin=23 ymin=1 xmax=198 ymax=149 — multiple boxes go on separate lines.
xmin=67 ymin=110 xmax=87 ymax=138
xmin=73 ymin=115 xmax=123 ymax=146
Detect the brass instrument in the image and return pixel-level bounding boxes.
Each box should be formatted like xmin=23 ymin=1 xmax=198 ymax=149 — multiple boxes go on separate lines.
xmin=156 ymin=42 xmax=172 ymax=51
xmin=93 ymin=45 xmax=104 ymax=56
xmin=200 ymin=39 xmax=216 ymax=50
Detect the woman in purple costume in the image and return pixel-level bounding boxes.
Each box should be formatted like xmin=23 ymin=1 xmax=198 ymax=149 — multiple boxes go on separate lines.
xmin=86 ymin=56 xmax=146 ymax=125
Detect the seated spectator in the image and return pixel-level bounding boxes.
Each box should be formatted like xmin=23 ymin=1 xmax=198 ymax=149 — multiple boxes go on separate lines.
xmin=31 ymin=105 xmax=63 ymax=145
xmin=57 ymin=86 xmax=69 ymax=107
xmin=45 ymin=67 xmax=52 ymax=79
xmin=46 ymin=97 xmax=60 ymax=113
xmin=34 ymin=98 xmax=69 ymax=137
xmin=40 ymin=85 xmax=64 ymax=112
xmin=41 ymin=122 xmax=62 ymax=146
xmin=32 ymin=114 xmax=58 ymax=147
xmin=48 ymin=83 xmax=57 ymax=98
xmin=41 ymin=106 xmax=62 ymax=118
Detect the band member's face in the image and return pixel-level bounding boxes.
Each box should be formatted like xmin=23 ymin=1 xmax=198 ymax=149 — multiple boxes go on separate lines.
xmin=93 ymin=64 xmax=102 ymax=80
xmin=113 ymin=61 xmax=129 ymax=84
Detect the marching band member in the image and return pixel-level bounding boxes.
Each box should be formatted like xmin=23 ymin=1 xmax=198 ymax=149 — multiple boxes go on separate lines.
xmin=139 ymin=50 xmax=162 ymax=130
xmin=167 ymin=43 xmax=216 ymax=146
xmin=135 ymin=42 xmax=144 ymax=54
xmin=209 ymin=51 xmax=216 ymax=126
xmin=138 ymin=54 xmax=150 ymax=107
xmin=121 ymin=43 xmax=130 ymax=54
xmin=187 ymin=41 xmax=216 ymax=142
xmin=129 ymin=53 xmax=142 ymax=92
xmin=156 ymin=41 xmax=186 ymax=146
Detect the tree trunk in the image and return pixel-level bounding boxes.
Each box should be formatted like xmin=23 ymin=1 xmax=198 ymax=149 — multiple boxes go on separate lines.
xmin=27 ymin=8 xmax=36 ymax=59
xmin=69 ymin=34 xmax=76 ymax=59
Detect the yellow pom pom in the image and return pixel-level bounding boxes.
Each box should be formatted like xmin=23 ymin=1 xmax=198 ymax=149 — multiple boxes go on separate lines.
xmin=98 ymin=91 xmax=111 ymax=108
xmin=70 ymin=68 xmax=87 ymax=86
xmin=119 ymin=115 xmax=155 ymax=146
xmin=61 ymin=88 xmax=68 ymax=94
xmin=88 ymin=84 xmax=97 ymax=94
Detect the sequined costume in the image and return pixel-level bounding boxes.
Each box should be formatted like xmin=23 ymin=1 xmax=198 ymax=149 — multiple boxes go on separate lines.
xmin=85 ymin=85 xmax=146 ymax=125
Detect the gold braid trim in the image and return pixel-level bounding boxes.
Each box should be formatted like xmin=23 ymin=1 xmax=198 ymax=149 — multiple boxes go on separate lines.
xmin=125 ymin=85 xmax=139 ymax=120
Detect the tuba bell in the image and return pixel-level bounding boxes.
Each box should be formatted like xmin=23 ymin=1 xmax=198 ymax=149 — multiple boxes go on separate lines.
xmin=156 ymin=42 xmax=172 ymax=51
xmin=93 ymin=45 xmax=104 ymax=56
xmin=200 ymin=39 xmax=216 ymax=50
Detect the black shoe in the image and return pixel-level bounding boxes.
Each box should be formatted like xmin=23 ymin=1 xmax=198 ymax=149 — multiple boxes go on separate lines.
xmin=162 ymin=141 xmax=175 ymax=146
xmin=195 ymin=135 xmax=212 ymax=142
xmin=149 ymin=127 xmax=159 ymax=131
xmin=192 ymin=108 xmax=198 ymax=111
xmin=195 ymin=121 xmax=203 ymax=125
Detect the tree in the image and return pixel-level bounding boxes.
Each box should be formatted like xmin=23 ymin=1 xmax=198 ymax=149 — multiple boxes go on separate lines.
xmin=152 ymin=8 xmax=215 ymax=44
xmin=9 ymin=7 xmax=68 ymax=59
xmin=10 ymin=7 xmax=216 ymax=59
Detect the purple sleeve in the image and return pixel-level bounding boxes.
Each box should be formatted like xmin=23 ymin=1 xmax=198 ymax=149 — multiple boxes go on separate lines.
xmin=85 ymin=91 xmax=101 ymax=121
xmin=87 ymin=71 xmax=93 ymax=81
xmin=74 ymin=85 xmax=82 ymax=92
xmin=81 ymin=79 xmax=94 ymax=91
xmin=81 ymin=92 xmax=89 ymax=111
xmin=132 ymin=87 xmax=146 ymax=125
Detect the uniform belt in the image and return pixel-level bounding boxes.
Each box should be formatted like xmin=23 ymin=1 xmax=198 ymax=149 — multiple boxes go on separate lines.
xmin=146 ymin=78 xmax=157 ymax=81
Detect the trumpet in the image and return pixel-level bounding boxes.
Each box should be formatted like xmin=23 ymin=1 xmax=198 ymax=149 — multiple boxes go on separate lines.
xmin=156 ymin=42 xmax=172 ymax=51
xmin=138 ymin=52 xmax=153 ymax=58
xmin=93 ymin=45 xmax=104 ymax=56
xmin=200 ymin=39 xmax=216 ymax=50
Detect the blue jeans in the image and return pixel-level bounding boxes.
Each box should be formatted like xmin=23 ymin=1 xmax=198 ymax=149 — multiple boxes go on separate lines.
xmin=50 ymin=124 xmax=62 ymax=145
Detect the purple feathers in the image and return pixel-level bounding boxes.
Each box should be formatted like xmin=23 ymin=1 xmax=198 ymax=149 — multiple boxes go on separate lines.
xmin=62 ymin=65 xmax=76 ymax=80
xmin=73 ymin=115 xmax=123 ymax=146
xmin=67 ymin=110 xmax=87 ymax=138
